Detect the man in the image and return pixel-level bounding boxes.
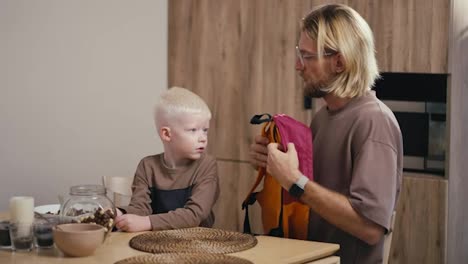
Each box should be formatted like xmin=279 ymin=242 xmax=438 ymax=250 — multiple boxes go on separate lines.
xmin=250 ymin=4 xmax=403 ymax=263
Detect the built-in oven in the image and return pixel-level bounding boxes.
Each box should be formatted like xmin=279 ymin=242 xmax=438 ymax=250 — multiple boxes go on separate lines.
xmin=374 ymin=72 xmax=447 ymax=175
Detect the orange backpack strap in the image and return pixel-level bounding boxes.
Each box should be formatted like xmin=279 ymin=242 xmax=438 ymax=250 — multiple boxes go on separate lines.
xmin=242 ymin=114 xmax=276 ymax=205
xmin=241 ymin=124 xmax=267 ymax=234
xmin=242 ymin=114 xmax=281 ymax=234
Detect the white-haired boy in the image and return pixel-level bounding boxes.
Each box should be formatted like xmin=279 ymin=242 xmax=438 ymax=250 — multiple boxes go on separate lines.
xmin=115 ymin=87 xmax=219 ymax=232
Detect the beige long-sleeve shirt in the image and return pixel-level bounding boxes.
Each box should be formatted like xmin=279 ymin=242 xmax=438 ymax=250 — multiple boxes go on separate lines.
xmin=122 ymin=153 xmax=219 ymax=230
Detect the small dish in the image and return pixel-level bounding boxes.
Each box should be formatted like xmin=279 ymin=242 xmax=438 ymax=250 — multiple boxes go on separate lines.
xmin=34 ymin=204 xmax=60 ymax=215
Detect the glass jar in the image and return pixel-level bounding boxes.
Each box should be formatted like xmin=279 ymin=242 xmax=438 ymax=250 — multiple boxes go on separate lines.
xmin=60 ymin=185 xmax=116 ymax=235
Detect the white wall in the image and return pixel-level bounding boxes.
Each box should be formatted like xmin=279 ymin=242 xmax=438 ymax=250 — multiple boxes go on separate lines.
xmin=447 ymin=0 xmax=468 ymax=262
xmin=0 ymin=0 xmax=167 ymax=211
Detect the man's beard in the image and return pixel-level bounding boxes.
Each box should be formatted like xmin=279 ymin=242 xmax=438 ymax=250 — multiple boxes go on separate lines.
xmin=303 ymin=81 xmax=328 ymax=98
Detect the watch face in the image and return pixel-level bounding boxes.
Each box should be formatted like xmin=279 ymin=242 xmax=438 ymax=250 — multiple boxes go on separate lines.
xmin=289 ymin=184 xmax=304 ymax=198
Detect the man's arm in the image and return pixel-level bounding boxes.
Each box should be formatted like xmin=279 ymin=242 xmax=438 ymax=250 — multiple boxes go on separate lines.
xmin=301 ymin=179 xmax=384 ymax=245
xmin=267 ymin=142 xmax=384 ymax=245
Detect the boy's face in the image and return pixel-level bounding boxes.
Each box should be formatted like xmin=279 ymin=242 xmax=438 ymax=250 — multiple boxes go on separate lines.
xmin=167 ymin=113 xmax=210 ymax=161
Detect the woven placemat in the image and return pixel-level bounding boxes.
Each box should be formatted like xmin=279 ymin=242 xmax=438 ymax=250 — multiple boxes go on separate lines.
xmin=114 ymin=254 xmax=253 ymax=264
xmin=129 ymin=227 xmax=257 ymax=254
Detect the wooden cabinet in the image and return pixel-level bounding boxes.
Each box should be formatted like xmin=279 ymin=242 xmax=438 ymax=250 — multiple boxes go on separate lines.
xmin=169 ymin=0 xmax=311 ymax=162
xmin=169 ymin=0 xmax=312 ymax=231
xmin=169 ymin=0 xmax=450 ymax=162
xmin=350 ymin=0 xmax=450 ymax=73
xmin=307 ymin=0 xmax=450 ymax=73
xmin=211 ymin=161 xmax=263 ymax=233
xmin=390 ymin=173 xmax=447 ymax=264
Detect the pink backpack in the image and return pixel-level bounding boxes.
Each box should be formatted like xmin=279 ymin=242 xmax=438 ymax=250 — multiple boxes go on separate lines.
xmin=243 ymin=113 xmax=313 ymax=239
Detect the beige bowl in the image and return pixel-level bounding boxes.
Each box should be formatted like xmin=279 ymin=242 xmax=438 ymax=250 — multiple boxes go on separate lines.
xmin=53 ymin=223 xmax=105 ymax=257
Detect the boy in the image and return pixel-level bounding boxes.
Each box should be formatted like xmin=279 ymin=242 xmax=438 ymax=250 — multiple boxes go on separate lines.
xmin=115 ymin=87 xmax=219 ymax=232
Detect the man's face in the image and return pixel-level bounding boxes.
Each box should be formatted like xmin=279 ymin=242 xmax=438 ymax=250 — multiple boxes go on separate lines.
xmin=167 ymin=113 xmax=210 ymax=161
xmin=296 ymin=31 xmax=336 ymax=98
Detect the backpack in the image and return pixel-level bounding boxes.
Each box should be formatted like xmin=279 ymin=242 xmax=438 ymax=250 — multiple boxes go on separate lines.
xmin=242 ymin=113 xmax=313 ymax=239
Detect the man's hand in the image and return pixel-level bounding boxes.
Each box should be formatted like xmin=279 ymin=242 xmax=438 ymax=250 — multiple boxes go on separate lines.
xmin=249 ymin=135 xmax=269 ymax=168
xmin=266 ymin=142 xmax=301 ymax=189
xmin=115 ymin=214 xmax=151 ymax=232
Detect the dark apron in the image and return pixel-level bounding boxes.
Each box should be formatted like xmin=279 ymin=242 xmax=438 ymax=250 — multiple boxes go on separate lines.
xmin=149 ymin=186 xmax=193 ymax=214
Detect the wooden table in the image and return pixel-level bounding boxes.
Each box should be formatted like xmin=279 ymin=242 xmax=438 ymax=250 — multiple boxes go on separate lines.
xmin=0 ymin=212 xmax=339 ymax=264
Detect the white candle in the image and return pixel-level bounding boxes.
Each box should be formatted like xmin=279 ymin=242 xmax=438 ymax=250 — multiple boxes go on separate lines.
xmin=9 ymin=196 xmax=34 ymax=224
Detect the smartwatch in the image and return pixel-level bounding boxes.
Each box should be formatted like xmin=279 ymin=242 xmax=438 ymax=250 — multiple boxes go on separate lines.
xmin=288 ymin=174 xmax=309 ymax=198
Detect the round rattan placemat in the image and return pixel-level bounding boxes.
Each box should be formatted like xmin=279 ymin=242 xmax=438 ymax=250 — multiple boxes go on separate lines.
xmin=114 ymin=254 xmax=253 ymax=264
xmin=129 ymin=227 xmax=257 ymax=254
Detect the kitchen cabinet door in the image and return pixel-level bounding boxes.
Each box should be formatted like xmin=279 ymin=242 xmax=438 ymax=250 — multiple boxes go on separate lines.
xmin=169 ymin=0 xmax=311 ymax=162
xmin=351 ymin=0 xmax=450 ymax=73
xmin=390 ymin=173 xmax=447 ymax=264
xmin=212 ymin=160 xmax=263 ymax=233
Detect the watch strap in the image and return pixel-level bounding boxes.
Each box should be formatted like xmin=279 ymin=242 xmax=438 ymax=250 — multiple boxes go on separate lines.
xmin=295 ymin=174 xmax=309 ymax=189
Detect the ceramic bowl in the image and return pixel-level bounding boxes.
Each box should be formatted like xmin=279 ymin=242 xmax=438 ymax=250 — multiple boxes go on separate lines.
xmin=53 ymin=223 xmax=105 ymax=257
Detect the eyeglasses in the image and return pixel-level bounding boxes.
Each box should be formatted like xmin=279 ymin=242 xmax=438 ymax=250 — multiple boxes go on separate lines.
xmin=295 ymin=46 xmax=337 ymax=68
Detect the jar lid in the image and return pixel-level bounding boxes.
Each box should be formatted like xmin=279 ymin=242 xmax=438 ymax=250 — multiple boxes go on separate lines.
xmin=70 ymin=185 xmax=106 ymax=196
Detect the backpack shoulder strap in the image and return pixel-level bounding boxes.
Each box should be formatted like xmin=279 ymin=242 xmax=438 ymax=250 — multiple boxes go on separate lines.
xmin=243 ymin=114 xmax=283 ymax=234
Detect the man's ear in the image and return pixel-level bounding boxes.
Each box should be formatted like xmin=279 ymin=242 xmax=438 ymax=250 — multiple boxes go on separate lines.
xmin=333 ymin=53 xmax=345 ymax=73
xmin=160 ymin=127 xmax=171 ymax=142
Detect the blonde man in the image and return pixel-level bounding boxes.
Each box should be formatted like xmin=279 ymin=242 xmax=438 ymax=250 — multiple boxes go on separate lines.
xmin=250 ymin=4 xmax=402 ymax=263
xmin=116 ymin=87 xmax=219 ymax=232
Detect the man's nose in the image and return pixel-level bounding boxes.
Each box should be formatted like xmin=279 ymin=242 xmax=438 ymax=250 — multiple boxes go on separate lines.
xmin=295 ymin=57 xmax=304 ymax=71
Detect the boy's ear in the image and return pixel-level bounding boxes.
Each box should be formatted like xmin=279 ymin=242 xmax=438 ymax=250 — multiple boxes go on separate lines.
xmin=160 ymin=127 xmax=171 ymax=142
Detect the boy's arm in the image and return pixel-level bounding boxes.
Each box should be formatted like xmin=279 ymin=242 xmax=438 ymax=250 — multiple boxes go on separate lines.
xmin=148 ymin=158 xmax=219 ymax=230
xmin=115 ymin=213 xmax=151 ymax=232
xmin=119 ymin=159 xmax=153 ymax=216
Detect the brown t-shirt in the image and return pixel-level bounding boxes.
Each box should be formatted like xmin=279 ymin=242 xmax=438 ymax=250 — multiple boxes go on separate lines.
xmin=309 ymin=91 xmax=403 ymax=264
xmin=122 ymin=153 xmax=219 ymax=230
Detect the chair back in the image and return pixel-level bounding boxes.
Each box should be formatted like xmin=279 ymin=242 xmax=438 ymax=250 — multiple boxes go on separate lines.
xmin=102 ymin=176 xmax=133 ymax=207
xmin=383 ymin=211 xmax=396 ymax=264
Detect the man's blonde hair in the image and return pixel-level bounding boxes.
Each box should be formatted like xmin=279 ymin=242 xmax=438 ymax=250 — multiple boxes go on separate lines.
xmin=301 ymin=4 xmax=379 ymax=98
xmin=154 ymin=86 xmax=211 ymax=129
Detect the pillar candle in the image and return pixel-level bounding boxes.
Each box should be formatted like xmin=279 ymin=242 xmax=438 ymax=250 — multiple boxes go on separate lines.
xmin=9 ymin=196 xmax=34 ymax=224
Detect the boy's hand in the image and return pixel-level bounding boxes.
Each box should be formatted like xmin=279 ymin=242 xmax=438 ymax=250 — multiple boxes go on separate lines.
xmin=116 ymin=208 xmax=123 ymax=217
xmin=115 ymin=214 xmax=151 ymax=232
xmin=249 ymin=135 xmax=269 ymax=168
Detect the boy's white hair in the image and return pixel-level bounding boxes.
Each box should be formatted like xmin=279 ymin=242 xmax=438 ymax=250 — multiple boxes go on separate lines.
xmin=154 ymin=86 xmax=212 ymax=129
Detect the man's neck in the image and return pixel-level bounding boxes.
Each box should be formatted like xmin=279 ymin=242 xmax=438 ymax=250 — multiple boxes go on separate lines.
xmin=323 ymin=93 xmax=352 ymax=111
